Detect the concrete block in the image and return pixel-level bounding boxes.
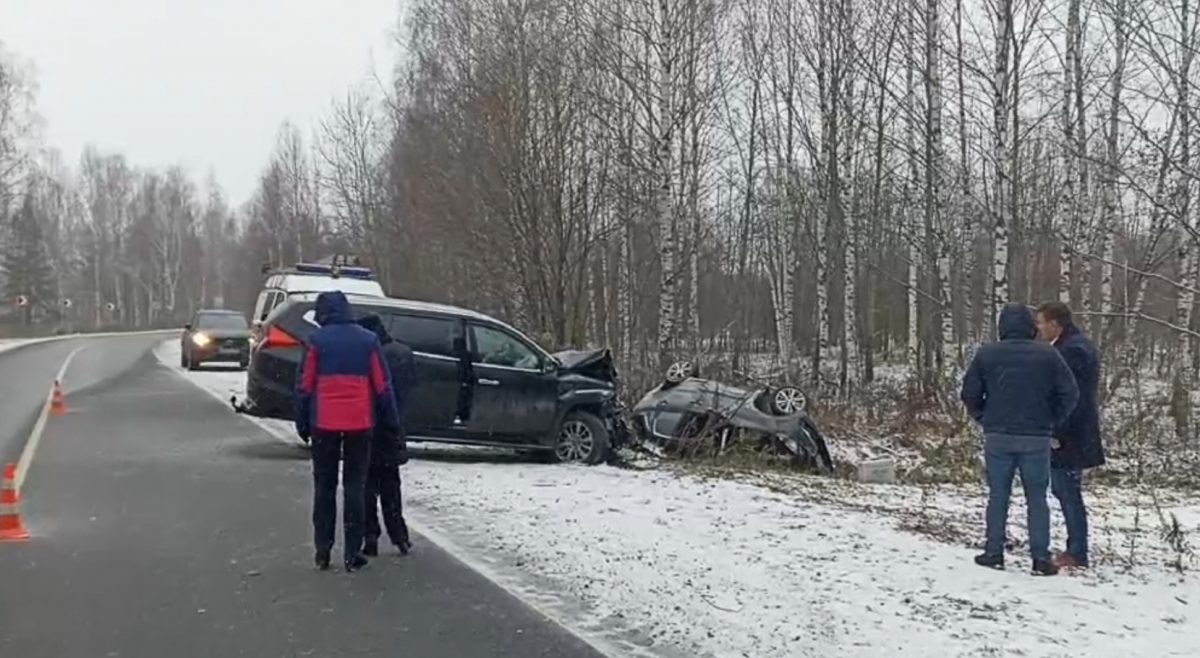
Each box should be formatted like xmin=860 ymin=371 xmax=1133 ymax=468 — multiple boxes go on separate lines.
xmin=857 ymin=457 xmax=897 ymax=484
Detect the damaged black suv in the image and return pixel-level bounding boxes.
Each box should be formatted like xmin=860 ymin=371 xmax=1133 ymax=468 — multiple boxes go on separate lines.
xmin=235 ymin=293 xmax=625 ymax=464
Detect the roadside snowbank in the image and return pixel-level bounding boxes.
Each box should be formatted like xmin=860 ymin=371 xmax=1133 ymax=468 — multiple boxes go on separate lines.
xmin=0 ymin=329 xmax=178 ymax=357
xmin=0 ymin=338 xmax=42 ymax=355
xmin=155 ymin=340 xmax=1200 ymax=658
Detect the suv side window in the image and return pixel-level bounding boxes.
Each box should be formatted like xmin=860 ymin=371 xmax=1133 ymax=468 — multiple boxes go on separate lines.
xmin=470 ymin=324 xmax=541 ymax=370
xmin=387 ymin=313 xmax=460 ymax=358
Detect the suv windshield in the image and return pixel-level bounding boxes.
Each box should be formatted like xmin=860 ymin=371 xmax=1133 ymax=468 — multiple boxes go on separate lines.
xmin=197 ymin=314 xmax=248 ymax=331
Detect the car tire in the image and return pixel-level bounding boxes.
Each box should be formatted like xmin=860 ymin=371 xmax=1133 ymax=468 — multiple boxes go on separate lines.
xmin=769 ymin=386 xmax=807 ymax=416
xmin=553 ymin=410 xmax=610 ymax=465
xmin=664 ymin=361 xmax=698 ymax=385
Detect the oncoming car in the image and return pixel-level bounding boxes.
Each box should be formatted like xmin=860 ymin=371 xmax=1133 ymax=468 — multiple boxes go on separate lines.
xmin=180 ymin=309 xmax=252 ymax=370
xmin=234 ymin=294 xmax=627 ymax=464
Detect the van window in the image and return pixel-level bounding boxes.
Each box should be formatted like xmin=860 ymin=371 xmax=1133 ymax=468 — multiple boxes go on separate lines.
xmin=387 ymin=313 xmax=460 ymax=358
xmin=252 ymin=291 xmax=268 ymax=322
xmin=262 ymin=291 xmax=284 ymax=320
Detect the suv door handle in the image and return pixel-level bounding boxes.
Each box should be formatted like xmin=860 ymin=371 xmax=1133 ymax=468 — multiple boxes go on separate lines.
xmin=478 ymin=378 xmax=500 ymax=386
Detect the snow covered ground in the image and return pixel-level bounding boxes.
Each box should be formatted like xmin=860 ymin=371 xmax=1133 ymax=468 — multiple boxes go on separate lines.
xmin=154 ymin=340 xmax=1200 ymax=658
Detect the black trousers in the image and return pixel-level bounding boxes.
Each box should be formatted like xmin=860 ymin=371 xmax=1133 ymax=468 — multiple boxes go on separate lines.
xmin=365 ymin=460 xmax=409 ymax=546
xmin=311 ymin=430 xmax=371 ymax=558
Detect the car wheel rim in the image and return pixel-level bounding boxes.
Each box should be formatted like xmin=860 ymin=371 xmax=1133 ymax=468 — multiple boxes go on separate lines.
xmin=557 ymin=420 xmax=594 ymax=462
xmin=666 ymin=361 xmax=693 ymax=383
xmin=774 ymin=388 xmax=806 ymax=415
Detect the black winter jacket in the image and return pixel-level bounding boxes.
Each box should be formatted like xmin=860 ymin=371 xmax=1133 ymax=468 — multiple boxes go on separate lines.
xmin=1052 ymin=325 xmax=1106 ymax=469
xmin=356 ymin=315 xmax=417 ymax=466
xmin=961 ymin=304 xmax=1080 ymax=439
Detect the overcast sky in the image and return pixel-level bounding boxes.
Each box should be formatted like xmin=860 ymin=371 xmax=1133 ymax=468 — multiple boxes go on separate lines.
xmin=0 ymin=0 xmax=398 ymax=204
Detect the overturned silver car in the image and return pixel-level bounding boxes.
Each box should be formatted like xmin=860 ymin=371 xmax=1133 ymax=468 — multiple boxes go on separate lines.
xmin=630 ymin=363 xmax=834 ymax=474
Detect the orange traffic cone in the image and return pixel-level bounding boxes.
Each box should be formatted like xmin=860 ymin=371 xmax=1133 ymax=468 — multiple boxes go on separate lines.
xmin=50 ymin=380 xmax=66 ymax=416
xmin=0 ymin=463 xmax=30 ymax=542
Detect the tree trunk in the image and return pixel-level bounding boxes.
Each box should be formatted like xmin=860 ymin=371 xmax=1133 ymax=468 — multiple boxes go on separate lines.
xmin=1058 ymin=0 xmax=1081 ymax=303
xmin=1172 ymin=0 xmax=1195 ymax=441
xmin=813 ymin=0 xmax=831 ymax=387
xmin=1098 ymin=0 xmax=1128 ymax=347
xmin=905 ymin=3 xmax=920 ymax=370
xmin=991 ymin=0 xmax=1014 ymax=328
xmin=841 ymin=123 xmax=859 ymax=391
xmin=926 ymin=0 xmax=952 ymax=369
xmin=655 ymin=0 xmax=678 ymax=370
xmin=954 ymin=0 xmax=976 ymax=346
xmin=619 ymin=219 xmax=633 ymax=364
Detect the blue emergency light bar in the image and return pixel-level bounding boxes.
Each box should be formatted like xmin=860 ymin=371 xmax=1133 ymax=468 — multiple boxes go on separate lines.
xmin=294 ymin=262 xmax=375 ymax=279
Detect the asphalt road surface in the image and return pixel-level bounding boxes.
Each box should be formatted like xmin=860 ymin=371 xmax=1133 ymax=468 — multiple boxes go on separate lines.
xmin=0 ymin=335 xmax=606 ymax=658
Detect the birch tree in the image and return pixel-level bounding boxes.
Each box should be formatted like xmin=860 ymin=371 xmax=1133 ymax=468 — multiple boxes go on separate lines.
xmin=1097 ymin=0 xmax=1129 ymax=344
xmin=925 ymin=0 xmax=953 ymax=368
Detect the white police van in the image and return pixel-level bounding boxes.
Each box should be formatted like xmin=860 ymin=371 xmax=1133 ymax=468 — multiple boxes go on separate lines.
xmin=250 ymin=255 xmax=386 ymax=339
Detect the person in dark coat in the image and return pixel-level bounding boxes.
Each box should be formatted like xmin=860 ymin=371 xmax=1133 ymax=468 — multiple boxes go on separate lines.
xmin=295 ymin=292 xmax=400 ymax=572
xmin=961 ymin=303 xmax=1080 ymax=576
xmin=1036 ymin=301 xmax=1105 ymax=569
xmin=356 ymin=314 xmax=414 ymax=556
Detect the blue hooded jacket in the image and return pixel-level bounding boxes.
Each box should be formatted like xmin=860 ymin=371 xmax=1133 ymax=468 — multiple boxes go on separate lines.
xmin=961 ymin=303 xmax=1080 ymax=439
xmin=294 ymin=291 xmax=400 ymax=437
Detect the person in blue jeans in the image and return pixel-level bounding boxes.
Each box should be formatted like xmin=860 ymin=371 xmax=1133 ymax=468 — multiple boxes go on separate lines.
xmin=1036 ymin=301 xmax=1105 ymax=569
xmin=961 ymin=303 xmax=1079 ymax=576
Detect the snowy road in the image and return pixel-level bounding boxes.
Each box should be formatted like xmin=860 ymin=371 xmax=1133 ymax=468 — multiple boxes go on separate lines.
xmin=157 ymin=340 xmax=1200 ymax=658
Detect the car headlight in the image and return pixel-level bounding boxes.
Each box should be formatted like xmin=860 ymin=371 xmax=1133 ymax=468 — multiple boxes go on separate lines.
xmin=192 ymin=333 xmax=212 ymax=347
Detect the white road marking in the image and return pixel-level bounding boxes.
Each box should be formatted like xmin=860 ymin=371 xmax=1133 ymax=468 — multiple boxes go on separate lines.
xmin=15 ymin=344 xmax=88 ymax=492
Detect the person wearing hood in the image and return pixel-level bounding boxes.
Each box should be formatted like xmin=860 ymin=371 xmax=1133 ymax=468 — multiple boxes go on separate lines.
xmin=356 ymin=314 xmax=414 ymax=556
xmin=295 ymin=291 xmax=400 ymax=572
xmin=1036 ymin=301 xmax=1105 ymax=570
xmin=961 ymin=303 xmax=1080 ymax=576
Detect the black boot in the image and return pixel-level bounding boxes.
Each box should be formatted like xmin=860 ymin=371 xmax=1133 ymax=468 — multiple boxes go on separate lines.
xmin=315 ymin=550 xmax=331 ymax=571
xmin=1031 ymin=559 xmax=1059 ymax=576
xmin=345 ymin=553 xmax=369 ymax=573
xmin=363 ymin=539 xmax=379 ymax=557
xmin=974 ymin=553 xmax=1005 ymax=570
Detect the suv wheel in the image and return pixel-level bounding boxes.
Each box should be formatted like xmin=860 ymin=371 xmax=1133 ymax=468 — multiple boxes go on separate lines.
xmin=553 ymin=411 xmax=610 ymax=465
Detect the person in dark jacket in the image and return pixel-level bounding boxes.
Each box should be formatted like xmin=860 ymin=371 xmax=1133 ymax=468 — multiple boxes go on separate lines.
xmin=296 ymin=291 xmax=400 ymax=572
xmin=356 ymin=314 xmax=414 ymax=556
xmin=961 ymin=303 xmax=1080 ymax=576
xmin=1036 ymin=301 xmax=1105 ymax=569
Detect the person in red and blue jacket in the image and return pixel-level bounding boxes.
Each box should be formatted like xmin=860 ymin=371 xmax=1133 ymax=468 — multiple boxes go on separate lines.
xmin=295 ymin=290 xmax=400 ymax=572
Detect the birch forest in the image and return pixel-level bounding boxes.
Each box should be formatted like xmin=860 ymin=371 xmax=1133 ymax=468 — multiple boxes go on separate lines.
xmin=3 ymin=0 xmax=1200 ymax=437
